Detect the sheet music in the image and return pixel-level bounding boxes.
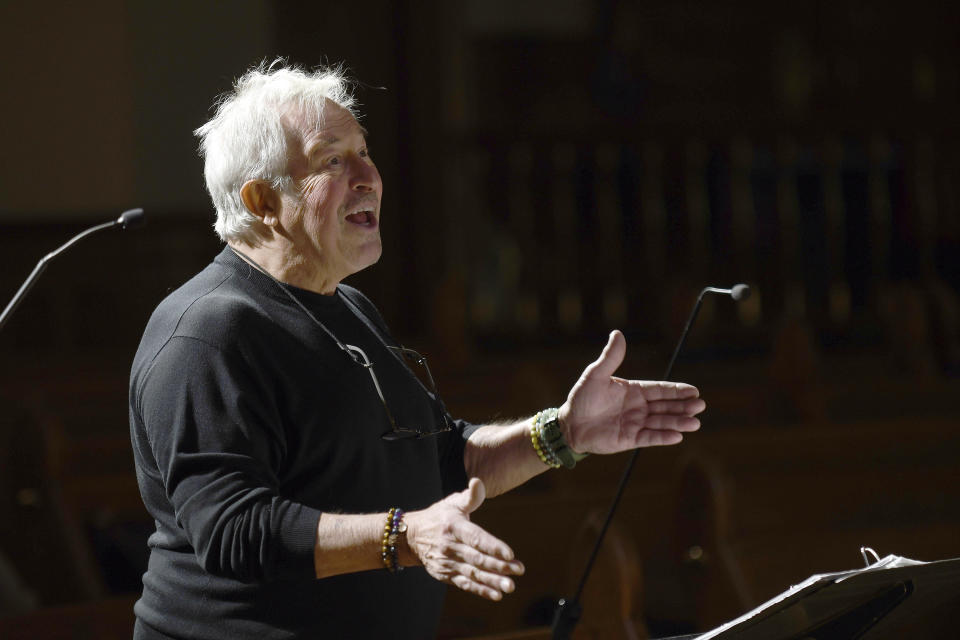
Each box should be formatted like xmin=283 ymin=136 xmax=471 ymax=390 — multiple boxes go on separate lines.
xmin=694 ymin=552 xmax=950 ymax=640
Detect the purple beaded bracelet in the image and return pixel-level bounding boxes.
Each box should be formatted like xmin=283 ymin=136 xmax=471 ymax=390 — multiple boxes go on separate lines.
xmin=381 ymin=508 xmax=406 ymax=573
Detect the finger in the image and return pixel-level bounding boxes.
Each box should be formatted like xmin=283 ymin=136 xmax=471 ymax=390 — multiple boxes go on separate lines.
xmin=626 ymin=413 xmax=701 ymax=432
xmin=633 ymin=429 xmax=685 ymax=448
xmin=450 ymin=573 xmax=505 ymax=601
xmin=583 ymin=330 xmax=626 ymax=380
xmin=450 ymin=542 xmax=525 ymax=576
xmin=646 ymin=397 xmax=706 ymax=416
xmin=625 ymin=380 xmax=699 ymax=401
xmin=449 ymin=477 xmax=486 ymax=515
xmin=452 ymin=521 xmax=516 ymax=562
xmin=453 ymin=562 xmax=517 ymax=596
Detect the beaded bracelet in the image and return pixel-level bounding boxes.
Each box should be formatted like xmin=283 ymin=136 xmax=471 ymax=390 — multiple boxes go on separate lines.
xmin=536 ymin=409 xmax=564 ymax=467
xmin=381 ymin=507 xmax=406 ymax=573
xmin=531 ymin=407 xmax=589 ymax=469
xmin=530 ymin=410 xmax=562 ymax=469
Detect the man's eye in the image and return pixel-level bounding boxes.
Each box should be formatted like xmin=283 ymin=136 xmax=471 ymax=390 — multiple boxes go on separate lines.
xmin=327 ymin=156 xmax=341 ymax=166
xmin=359 ymin=148 xmax=370 ymax=158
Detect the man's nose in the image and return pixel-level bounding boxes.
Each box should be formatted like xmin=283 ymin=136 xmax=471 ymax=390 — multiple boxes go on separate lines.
xmin=350 ymin=157 xmax=380 ymax=192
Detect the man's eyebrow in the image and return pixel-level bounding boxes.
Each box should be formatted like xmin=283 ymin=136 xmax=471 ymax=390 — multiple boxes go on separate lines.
xmin=308 ymin=134 xmax=339 ymax=150
xmin=306 ymin=127 xmax=370 ymax=154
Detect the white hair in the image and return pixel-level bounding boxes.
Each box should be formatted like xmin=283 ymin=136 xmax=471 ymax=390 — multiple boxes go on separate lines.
xmin=195 ymin=60 xmax=358 ymax=242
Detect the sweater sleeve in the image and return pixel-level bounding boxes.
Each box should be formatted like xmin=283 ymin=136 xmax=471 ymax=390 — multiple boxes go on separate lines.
xmin=136 ymin=335 xmax=322 ymax=583
xmin=435 ymin=418 xmax=481 ymax=495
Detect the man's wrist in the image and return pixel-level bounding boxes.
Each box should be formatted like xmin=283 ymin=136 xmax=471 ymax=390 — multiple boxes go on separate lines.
xmin=557 ymin=402 xmax=577 ymax=452
xmin=534 ymin=407 xmax=589 ymax=469
xmin=397 ymin=511 xmax=421 ymax=568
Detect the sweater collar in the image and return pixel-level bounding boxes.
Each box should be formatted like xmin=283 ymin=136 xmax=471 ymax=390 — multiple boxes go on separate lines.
xmin=214 ymin=246 xmax=347 ymax=312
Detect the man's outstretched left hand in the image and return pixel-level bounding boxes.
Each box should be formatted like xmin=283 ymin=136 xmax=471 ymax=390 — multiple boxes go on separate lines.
xmin=559 ymin=330 xmax=705 ymax=455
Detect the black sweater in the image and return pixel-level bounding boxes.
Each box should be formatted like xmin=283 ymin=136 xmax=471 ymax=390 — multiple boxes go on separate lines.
xmin=129 ymin=248 xmax=472 ymax=639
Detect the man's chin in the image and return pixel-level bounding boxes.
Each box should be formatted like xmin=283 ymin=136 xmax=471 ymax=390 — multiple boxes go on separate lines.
xmin=352 ymin=242 xmax=383 ymax=273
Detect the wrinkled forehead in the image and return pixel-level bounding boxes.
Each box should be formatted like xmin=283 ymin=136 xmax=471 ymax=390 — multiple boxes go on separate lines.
xmin=281 ymin=98 xmax=365 ymax=148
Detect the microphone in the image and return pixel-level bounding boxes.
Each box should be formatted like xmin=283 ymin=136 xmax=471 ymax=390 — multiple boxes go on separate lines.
xmin=663 ymin=284 xmax=751 ymax=376
xmin=704 ymin=283 xmax=751 ymax=301
xmin=552 ymin=283 xmax=753 ymax=639
xmin=118 ymin=207 xmax=146 ymax=230
xmin=0 ymin=208 xmax=146 ymax=333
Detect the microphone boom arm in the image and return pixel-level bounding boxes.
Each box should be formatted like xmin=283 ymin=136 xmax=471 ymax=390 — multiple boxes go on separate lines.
xmin=551 ymin=283 xmax=750 ymax=639
xmin=0 ymin=208 xmax=144 ymax=333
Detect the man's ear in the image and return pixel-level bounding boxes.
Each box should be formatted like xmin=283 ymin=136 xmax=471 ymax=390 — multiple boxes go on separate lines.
xmin=240 ymin=179 xmax=281 ymax=227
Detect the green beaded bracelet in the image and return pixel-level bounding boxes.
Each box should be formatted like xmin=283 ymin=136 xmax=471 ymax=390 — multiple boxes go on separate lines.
xmin=537 ymin=407 xmax=589 ymax=469
xmin=531 ymin=411 xmax=562 ymax=468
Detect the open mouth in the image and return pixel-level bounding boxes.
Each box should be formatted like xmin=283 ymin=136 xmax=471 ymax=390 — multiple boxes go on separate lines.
xmin=346 ymin=210 xmax=377 ymax=228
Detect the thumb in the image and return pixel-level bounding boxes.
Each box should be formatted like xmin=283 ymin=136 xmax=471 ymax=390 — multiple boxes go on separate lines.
xmin=451 ymin=477 xmax=486 ymax=515
xmin=585 ymin=330 xmax=626 ymax=379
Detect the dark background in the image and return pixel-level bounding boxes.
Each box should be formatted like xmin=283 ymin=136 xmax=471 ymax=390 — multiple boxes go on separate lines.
xmin=0 ymin=1 xmax=958 ymax=638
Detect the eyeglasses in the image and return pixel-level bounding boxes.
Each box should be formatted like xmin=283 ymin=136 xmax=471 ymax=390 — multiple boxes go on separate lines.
xmin=344 ymin=344 xmax=454 ymax=441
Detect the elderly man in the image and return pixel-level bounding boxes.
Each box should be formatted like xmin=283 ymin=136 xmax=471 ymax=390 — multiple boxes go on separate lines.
xmin=128 ymin=63 xmax=705 ymax=639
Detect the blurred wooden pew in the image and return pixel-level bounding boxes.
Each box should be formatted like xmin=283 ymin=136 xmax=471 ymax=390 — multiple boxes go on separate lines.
xmin=0 ymin=596 xmax=136 ymax=640
xmin=439 ymin=413 xmax=960 ymax=637
xmin=663 ymin=416 xmax=960 ymax=630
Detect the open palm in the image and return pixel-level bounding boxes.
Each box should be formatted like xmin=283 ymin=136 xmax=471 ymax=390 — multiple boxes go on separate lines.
xmin=559 ymin=330 xmax=705 ymax=454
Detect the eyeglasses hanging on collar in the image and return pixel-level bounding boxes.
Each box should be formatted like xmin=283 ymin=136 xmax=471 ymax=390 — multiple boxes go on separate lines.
xmin=230 ymin=247 xmax=453 ymax=440
xmin=344 ymin=343 xmax=454 ymax=440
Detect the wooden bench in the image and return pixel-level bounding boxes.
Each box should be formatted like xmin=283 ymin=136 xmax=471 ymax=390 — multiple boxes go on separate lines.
xmin=660 ymin=417 xmax=960 ymax=630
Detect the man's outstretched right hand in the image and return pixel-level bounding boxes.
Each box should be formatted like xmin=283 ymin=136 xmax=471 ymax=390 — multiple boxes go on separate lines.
xmin=403 ymin=478 xmax=525 ymax=601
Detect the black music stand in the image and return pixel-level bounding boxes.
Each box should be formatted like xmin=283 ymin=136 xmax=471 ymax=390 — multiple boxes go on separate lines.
xmin=656 ymin=554 xmax=960 ymax=640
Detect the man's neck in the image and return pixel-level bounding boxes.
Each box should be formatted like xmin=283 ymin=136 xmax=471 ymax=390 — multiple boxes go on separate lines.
xmin=228 ymin=240 xmax=340 ymax=295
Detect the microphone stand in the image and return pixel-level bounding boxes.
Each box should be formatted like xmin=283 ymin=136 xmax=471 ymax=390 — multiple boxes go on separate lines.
xmin=0 ymin=208 xmax=145 ymax=333
xmin=551 ymin=284 xmax=751 ymax=639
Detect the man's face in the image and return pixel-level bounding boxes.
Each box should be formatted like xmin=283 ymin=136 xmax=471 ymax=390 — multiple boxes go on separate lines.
xmin=278 ymin=100 xmax=383 ymax=286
